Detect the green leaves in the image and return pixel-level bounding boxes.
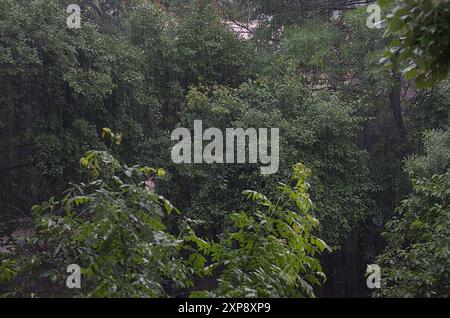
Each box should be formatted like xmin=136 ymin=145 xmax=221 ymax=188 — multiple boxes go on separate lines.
xmin=80 ymin=150 xmax=120 ymax=179
xmin=194 ymin=163 xmax=329 ymax=298
xmin=6 ymin=149 xmax=193 ymax=297
xmin=10 ymin=152 xmax=329 ymax=298
xmin=101 ymin=128 xmax=123 ymax=146
xmin=381 ymin=0 xmax=450 ymax=87
xmin=0 ymin=259 xmax=17 ymax=286
xmin=375 ymin=166 xmax=450 ymax=297
xmin=242 ymin=190 xmax=272 ymax=206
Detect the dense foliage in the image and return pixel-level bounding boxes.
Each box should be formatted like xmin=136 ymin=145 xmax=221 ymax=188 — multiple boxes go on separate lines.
xmin=381 ymin=0 xmax=450 ymax=87
xmin=375 ymin=129 xmax=450 ymax=297
xmin=191 ymin=163 xmax=329 ymax=298
xmin=376 ymin=172 xmax=450 ymax=297
xmin=1 ymin=0 xmax=449 ymax=298
xmin=1 ymin=136 xmax=327 ymax=297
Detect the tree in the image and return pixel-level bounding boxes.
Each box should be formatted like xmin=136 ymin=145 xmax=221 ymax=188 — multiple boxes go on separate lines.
xmin=375 ymin=172 xmax=450 ymax=297
xmin=1 ymin=145 xmax=194 ymax=297
xmin=191 ymin=163 xmax=329 ymax=298
xmin=380 ymin=0 xmax=450 ymax=88
xmin=174 ymin=71 xmax=373 ymax=248
xmin=1 ymin=136 xmax=328 ymax=298
xmin=375 ymin=128 xmax=450 ymax=297
xmin=0 ymin=0 xmax=157 ymax=223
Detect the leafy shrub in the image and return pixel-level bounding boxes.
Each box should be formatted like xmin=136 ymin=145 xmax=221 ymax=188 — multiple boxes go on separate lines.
xmin=190 ymin=163 xmax=329 ymax=298
xmin=375 ymin=171 xmax=450 ymax=297
xmin=3 ymin=149 xmax=193 ymax=297
xmin=1 ymin=142 xmax=328 ymax=298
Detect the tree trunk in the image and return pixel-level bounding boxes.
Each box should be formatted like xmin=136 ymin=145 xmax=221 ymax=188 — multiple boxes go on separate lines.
xmin=389 ymin=74 xmax=406 ymax=138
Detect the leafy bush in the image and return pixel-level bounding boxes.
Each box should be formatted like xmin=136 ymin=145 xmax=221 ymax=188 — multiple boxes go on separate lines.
xmin=405 ymin=128 xmax=450 ymax=178
xmin=1 ymin=134 xmax=328 ymax=297
xmin=375 ymin=171 xmax=450 ymax=297
xmin=190 ymin=163 xmax=329 ymax=298
xmin=175 ymin=77 xmax=372 ymax=247
xmin=375 ymin=128 xmax=450 ymax=297
xmin=3 ymin=149 xmax=192 ymax=297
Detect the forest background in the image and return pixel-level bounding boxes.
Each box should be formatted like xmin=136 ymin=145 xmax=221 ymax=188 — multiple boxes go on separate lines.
xmin=0 ymin=0 xmax=449 ymax=298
